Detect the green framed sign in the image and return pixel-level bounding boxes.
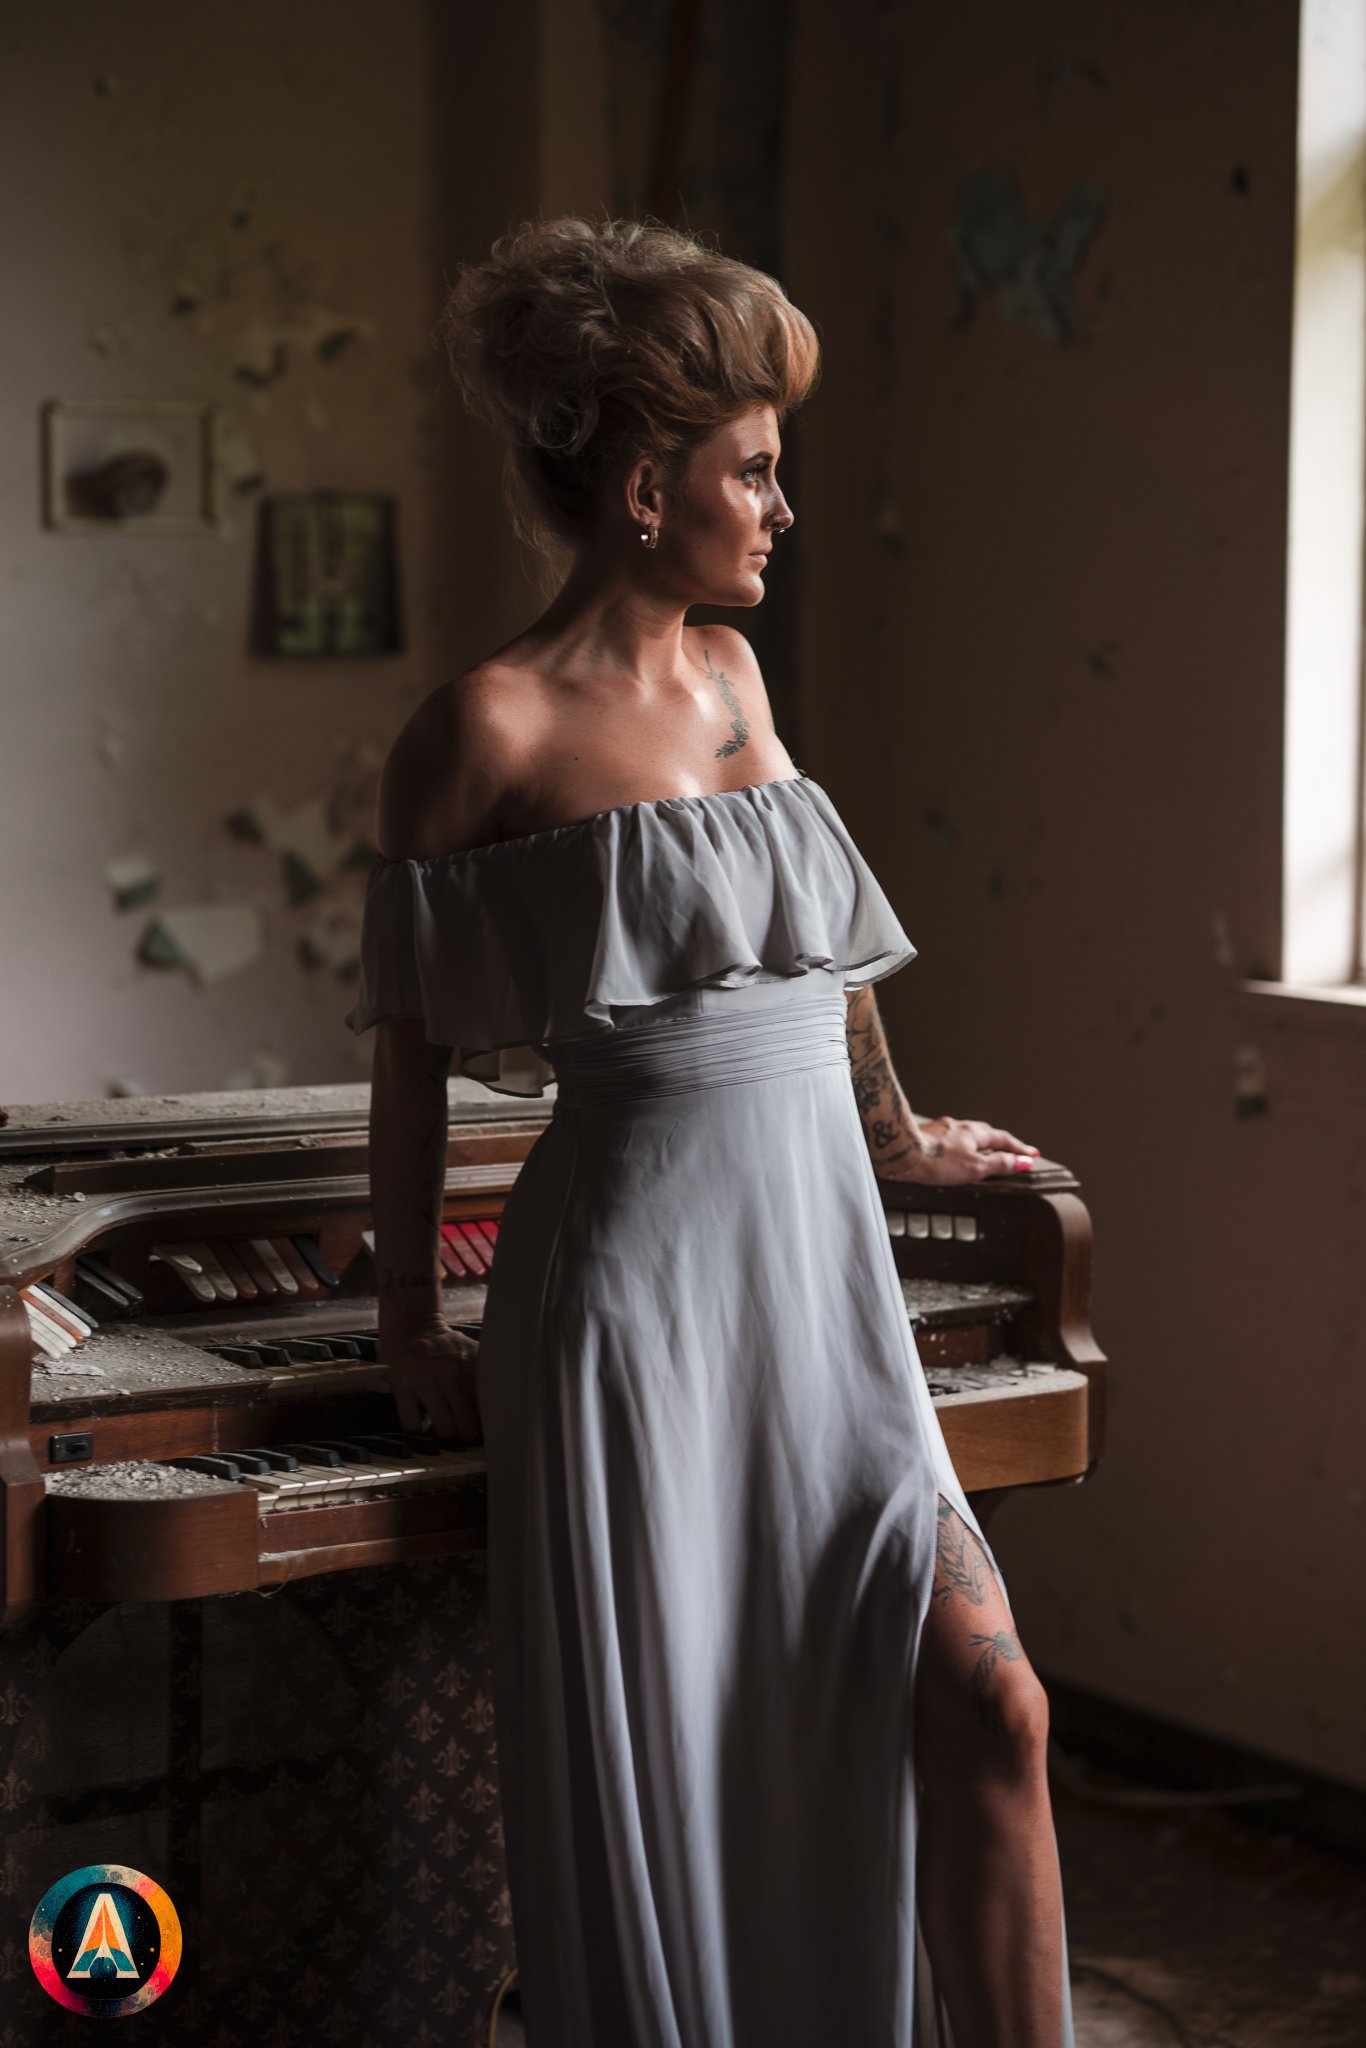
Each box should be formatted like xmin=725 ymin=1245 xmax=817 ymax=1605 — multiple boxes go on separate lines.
xmin=259 ymin=492 xmax=402 ymax=656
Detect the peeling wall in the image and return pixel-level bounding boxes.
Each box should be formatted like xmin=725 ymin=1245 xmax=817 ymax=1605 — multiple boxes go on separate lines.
xmin=0 ymin=0 xmax=536 ymax=1098
xmin=787 ymin=1 xmax=1366 ymax=1785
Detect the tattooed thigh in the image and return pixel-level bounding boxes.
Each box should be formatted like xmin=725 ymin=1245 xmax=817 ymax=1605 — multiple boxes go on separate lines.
xmin=930 ymin=1494 xmax=999 ymax=1609
xmin=923 ymin=1497 xmax=1038 ymax=1745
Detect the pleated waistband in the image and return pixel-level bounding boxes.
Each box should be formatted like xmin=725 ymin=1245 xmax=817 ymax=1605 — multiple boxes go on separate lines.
xmin=550 ymin=989 xmax=851 ymax=1107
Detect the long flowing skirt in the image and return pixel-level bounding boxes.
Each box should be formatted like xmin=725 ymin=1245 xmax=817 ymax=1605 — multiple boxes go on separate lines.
xmin=476 ymin=975 xmax=1072 ymax=2047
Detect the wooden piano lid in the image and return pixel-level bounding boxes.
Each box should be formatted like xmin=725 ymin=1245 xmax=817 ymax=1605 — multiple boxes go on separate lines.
xmin=0 ymin=1076 xmax=550 ymax=1158
xmin=0 ymin=1080 xmax=553 ymax=1276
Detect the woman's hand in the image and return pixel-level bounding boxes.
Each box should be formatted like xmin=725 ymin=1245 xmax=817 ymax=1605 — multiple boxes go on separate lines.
xmin=881 ymin=1115 xmax=1040 ymax=1188
xmin=378 ymin=1317 xmax=482 ymax=1441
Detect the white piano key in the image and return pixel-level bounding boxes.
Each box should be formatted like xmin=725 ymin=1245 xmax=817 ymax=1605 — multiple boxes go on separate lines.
xmin=907 ymin=1214 xmax=930 ymax=1239
xmin=931 ymin=1214 xmax=954 ymax=1240
xmin=885 ymin=1211 xmax=907 ymax=1237
xmin=248 ymin=1238 xmax=298 ymax=1294
xmin=21 ymin=1290 xmax=77 ymax=1348
xmin=953 ymin=1216 xmax=979 ymax=1242
xmin=235 ymin=1470 xmax=314 ymax=1499
xmin=180 ymin=1240 xmax=238 ymax=1302
xmin=29 ymin=1285 xmax=94 ymax=1340
xmin=23 ymin=1302 xmax=73 ymax=1357
xmin=150 ymin=1245 xmax=217 ymax=1303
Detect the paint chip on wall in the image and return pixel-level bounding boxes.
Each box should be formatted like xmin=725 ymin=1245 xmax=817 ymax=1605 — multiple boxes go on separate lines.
xmin=226 ymin=791 xmax=351 ymax=893
xmin=137 ymin=904 xmax=262 ymax=985
xmin=105 ymin=853 xmax=160 ymax=912
xmin=298 ymin=908 xmax=363 ymax=974
xmin=951 ymin=169 xmax=1108 ymax=343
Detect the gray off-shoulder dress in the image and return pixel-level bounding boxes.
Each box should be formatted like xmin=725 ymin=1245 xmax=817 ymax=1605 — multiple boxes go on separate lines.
xmin=346 ymin=772 xmax=1074 ymax=2048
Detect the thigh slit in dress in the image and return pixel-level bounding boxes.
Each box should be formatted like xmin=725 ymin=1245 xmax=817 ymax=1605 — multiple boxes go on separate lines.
xmin=346 ymin=772 xmax=1075 ymax=2048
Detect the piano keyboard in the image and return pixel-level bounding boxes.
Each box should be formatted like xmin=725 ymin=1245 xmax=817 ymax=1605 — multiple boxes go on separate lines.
xmin=180 ymin=1430 xmax=485 ymax=1500
xmin=889 ymin=1209 xmax=980 ymax=1242
xmin=44 ymin=1432 xmax=487 ymax=1510
xmin=59 ymin=1224 xmax=503 ymax=1322
xmin=27 ymin=1216 xmax=975 ymax=1356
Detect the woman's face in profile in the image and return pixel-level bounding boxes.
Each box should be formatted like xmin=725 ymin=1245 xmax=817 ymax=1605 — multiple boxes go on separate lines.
xmin=664 ymin=403 xmax=794 ymax=608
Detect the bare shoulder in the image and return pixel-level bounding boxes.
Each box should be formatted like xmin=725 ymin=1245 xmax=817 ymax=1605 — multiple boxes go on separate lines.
xmin=375 ymin=663 xmax=539 ymax=860
xmin=685 ymin=623 xmax=776 ymax=721
xmin=688 ymin=622 xmax=764 ymax=685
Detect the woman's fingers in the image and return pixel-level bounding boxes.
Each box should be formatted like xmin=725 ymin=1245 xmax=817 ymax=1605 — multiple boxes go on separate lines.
xmin=392 ymin=1383 xmax=425 ymax=1435
xmin=963 ymin=1123 xmax=1036 ymax=1156
xmin=382 ymin=1329 xmax=481 ymax=1441
xmin=989 ymin=1131 xmax=1034 ymax=1155
xmin=977 ymin=1148 xmax=1035 ymax=1177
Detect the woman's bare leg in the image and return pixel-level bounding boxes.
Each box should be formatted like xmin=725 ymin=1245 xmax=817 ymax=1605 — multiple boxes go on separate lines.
xmin=913 ymin=1497 xmax=1067 ymax=2047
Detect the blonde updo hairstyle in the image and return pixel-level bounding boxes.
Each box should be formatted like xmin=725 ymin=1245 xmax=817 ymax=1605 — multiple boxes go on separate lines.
xmin=438 ymin=215 xmax=820 ymax=579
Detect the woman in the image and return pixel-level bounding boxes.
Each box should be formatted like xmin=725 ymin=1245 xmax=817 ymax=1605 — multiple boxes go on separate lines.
xmin=347 ymin=216 xmax=1073 ymax=2047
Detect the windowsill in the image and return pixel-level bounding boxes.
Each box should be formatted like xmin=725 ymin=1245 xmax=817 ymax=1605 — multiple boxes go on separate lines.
xmin=1237 ymin=977 xmax=1366 ymax=1022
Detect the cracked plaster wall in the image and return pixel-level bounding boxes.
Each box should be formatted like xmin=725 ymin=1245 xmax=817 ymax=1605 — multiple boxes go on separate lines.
xmin=0 ymin=0 xmax=536 ymax=1099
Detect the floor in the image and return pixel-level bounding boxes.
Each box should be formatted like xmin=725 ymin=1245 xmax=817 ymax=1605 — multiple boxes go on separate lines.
xmin=491 ymin=1749 xmax=1366 ymax=2045
xmin=1054 ymin=1745 xmax=1366 ymax=2047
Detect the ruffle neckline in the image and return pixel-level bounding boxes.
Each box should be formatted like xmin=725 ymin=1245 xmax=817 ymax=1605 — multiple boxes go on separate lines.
xmin=345 ymin=773 xmax=916 ymax=1097
xmin=374 ymin=770 xmax=813 ymax=867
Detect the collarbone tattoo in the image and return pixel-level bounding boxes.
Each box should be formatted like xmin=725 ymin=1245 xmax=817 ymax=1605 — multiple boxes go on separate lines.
xmin=702 ymin=648 xmax=749 ymax=760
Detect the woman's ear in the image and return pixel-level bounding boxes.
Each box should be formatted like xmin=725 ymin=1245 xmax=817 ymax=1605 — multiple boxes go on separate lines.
xmin=623 ymin=453 xmax=664 ymax=528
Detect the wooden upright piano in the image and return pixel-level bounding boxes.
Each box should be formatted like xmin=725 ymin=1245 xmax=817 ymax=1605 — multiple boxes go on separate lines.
xmin=0 ymin=1080 xmax=1104 ymax=2046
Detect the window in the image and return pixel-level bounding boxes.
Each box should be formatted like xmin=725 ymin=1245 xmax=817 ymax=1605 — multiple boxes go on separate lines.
xmin=1281 ymin=0 xmax=1366 ymax=993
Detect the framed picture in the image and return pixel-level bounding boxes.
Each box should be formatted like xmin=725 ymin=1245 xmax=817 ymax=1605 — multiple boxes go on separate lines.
xmin=258 ymin=491 xmax=402 ymax=657
xmin=42 ymin=399 xmax=219 ymax=534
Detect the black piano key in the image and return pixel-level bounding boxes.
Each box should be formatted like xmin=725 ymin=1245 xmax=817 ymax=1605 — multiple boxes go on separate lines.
xmin=308 ymin=1440 xmax=378 ymax=1463
xmin=213 ymin=1346 xmax=270 ymax=1368
xmin=340 ymin=1333 xmax=379 ymax=1361
xmin=237 ymin=1447 xmax=301 ymax=1472
xmin=168 ymin=1455 xmax=242 ymax=1482
xmin=273 ymin=1443 xmax=344 ymax=1467
xmin=34 ymin=1283 xmax=98 ymax=1331
xmin=253 ymin=1342 xmax=295 ymax=1365
xmin=316 ymin=1337 xmax=361 ymax=1360
xmin=224 ymin=1451 xmax=276 ymax=1476
xmin=291 ymin=1234 xmax=340 ymax=1288
xmin=80 ymin=1254 xmax=143 ymax=1310
xmin=73 ymin=1256 xmax=140 ymax=1311
xmin=71 ymin=1270 xmax=126 ymax=1313
xmin=279 ymin=1340 xmax=335 ymax=1362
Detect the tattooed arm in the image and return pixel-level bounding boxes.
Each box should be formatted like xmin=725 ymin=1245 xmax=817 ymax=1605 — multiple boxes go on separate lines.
xmin=368 ymin=1017 xmax=480 ymax=1439
xmin=844 ymin=984 xmax=1040 ymax=1186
